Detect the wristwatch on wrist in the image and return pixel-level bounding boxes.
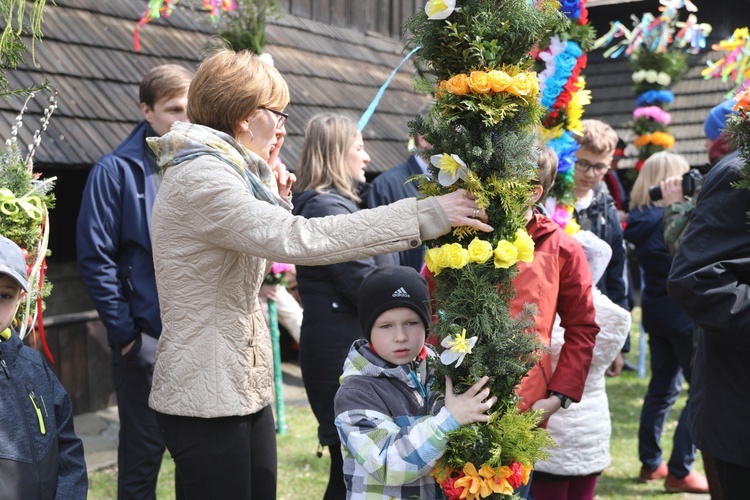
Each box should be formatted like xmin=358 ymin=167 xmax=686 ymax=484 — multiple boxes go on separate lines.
xmin=550 ymin=391 xmax=572 ymax=409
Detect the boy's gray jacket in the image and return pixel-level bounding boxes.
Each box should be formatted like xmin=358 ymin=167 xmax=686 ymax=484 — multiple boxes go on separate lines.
xmin=334 ymin=339 xmax=459 ymax=499
xmin=0 ymin=331 xmax=87 ymax=499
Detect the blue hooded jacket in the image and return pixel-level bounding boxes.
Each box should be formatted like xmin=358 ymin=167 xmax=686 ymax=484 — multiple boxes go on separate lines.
xmin=0 ymin=330 xmax=87 ymax=499
xmin=77 ymin=121 xmax=161 ymax=351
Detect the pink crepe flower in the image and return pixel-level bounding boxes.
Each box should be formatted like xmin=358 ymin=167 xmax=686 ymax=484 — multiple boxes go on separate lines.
xmin=633 ymin=106 xmax=672 ymax=125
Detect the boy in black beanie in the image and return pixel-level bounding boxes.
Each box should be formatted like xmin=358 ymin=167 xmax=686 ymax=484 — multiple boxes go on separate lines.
xmin=333 ymin=265 xmax=495 ymax=499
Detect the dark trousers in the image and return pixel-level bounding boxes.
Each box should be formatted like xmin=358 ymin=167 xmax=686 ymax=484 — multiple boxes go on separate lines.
xmin=714 ymin=457 xmax=750 ymax=500
xmin=114 ymin=333 xmax=167 ymax=500
xmin=530 ymin=473 xmax=598 ymax=500
xmin=638 ymin=333 xmax=696 ymax=478
xmin=515 ymin=470 xmax=534 ymax=499
xmin=156 ymin=405 xmax=278 ymax=500
xmin=324 ymin=444 xmax=346 ymax=500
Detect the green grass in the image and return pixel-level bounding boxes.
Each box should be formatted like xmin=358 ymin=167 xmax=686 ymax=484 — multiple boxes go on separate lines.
xmin=88 ymin=309 xmax=704 ymax=499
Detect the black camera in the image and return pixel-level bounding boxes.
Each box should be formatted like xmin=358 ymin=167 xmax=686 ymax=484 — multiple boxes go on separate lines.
xmin=649 ymin=168 xmax=703 ymax=202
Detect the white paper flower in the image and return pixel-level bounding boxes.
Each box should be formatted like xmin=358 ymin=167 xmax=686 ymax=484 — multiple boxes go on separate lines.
xmin=425 ymin=0 xmax=456 ymax=20
xmin=655 ymin=72 xmax=671 ymax=86
xmin=431 ymin=153 xmax=468 ymax=187
xmin=645 ymin=70 xmax=659 ymax=83
xmin=632 ymin=70 xmax=646 ymax=83
xmin=440 ymin=329 xmax=478 ymax=367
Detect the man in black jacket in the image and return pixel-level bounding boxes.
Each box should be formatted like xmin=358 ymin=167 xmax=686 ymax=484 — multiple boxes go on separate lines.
xmin=668 ymin=151 xmax=750 ymax=499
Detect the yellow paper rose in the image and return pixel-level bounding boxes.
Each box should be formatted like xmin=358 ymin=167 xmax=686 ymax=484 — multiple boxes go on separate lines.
xmin=527 ymin=71 xmax=540 ymax=95
xmin=425 ymin=247 xmax=443 ymax=275
xmin=493 ymin=240 xmax=518 ymax=269
xmin=467 ymin=71 xmax=493 ymax=94
xmin=444 ymin=74 xmax=470 ymax=95
xmin=513 ymin=229 xmax=535 ymax=263
xmin=467 ymin=238 xmax=494 ymax=264
xmin=487 ymin=70 xmax=511 ymax=92
xmin=444 ymin=242 xmax=470 ymax=269
xmin=520 ymin=463 xmax=533 ymax=485
xmin=506 ymin=72 xmax=535 ymax=96
xmin=436 ymin=244 xmax=453 ymax=269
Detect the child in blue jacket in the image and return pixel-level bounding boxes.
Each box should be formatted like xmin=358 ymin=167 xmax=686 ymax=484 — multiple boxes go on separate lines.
xmin=0 ymin=235 xmax=87 ymax=499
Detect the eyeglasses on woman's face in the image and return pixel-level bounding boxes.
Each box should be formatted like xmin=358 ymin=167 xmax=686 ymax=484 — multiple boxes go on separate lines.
xmin=574 ymin=158 xmax=611 ymax=174
xmin=260 ymin=106 xmax=288 ymax=128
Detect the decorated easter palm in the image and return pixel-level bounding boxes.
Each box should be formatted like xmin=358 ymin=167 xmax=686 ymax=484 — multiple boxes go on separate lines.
xmin=405 ymin=0 xmax=567 ymax=497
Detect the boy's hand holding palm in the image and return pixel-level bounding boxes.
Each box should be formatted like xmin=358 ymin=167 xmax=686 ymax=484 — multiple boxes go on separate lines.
xmin=445 ymin=376 xmax=497 ymax=425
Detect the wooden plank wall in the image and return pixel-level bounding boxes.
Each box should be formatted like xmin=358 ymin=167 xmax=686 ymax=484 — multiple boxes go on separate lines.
xmin=278 ymin=0 xmax=426 ymax=39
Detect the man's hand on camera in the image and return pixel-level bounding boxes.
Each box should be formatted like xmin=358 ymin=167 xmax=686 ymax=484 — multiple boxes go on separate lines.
xmin=660 ymin=177 xmax=684 ymax=205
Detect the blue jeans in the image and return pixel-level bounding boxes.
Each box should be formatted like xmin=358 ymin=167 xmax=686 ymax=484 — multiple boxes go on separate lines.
xmin=638 ymin=332 xmax=696 ymax=478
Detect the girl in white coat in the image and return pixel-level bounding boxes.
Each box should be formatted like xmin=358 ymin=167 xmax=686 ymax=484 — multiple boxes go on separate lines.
xmin=531 ymin=230 xmax=632 ymax=499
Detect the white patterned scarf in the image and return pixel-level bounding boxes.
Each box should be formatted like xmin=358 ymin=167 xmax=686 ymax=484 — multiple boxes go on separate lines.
xmin=147 ymin=122 xmax=291 ymax=210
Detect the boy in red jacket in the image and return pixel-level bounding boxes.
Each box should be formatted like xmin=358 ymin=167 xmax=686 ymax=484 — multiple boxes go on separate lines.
xmin=513 ymin=147 xmax=598 ymax=419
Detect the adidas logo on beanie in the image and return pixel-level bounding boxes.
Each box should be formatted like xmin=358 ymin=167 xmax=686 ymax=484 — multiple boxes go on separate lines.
xmin=357 ymin=265 xmax=431 ymax=339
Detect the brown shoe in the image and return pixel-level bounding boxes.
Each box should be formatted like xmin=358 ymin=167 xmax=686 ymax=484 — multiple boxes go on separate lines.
xmin=665 ymin=471 xmax=709 ymax=494
xmin=640 ymin=462 xmax=668 ymax=482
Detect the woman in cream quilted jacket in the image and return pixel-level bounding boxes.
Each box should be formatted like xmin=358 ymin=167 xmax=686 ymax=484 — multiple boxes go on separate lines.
xmin=146 ymin=49 xmax=491 ymax=499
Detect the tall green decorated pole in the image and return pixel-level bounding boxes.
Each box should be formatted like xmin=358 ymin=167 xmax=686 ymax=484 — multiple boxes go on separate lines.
xmin=264 ymin=262 xmax=293 ymax=434
xmin=404 ymin=1 xmax=564 ymax=497
xmin=266 ymin=299 xmax=287 ymax=435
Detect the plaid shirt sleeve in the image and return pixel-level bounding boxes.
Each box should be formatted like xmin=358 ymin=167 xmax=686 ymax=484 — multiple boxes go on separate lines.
xmin=335 ymin=397 xmax=459 ymax=487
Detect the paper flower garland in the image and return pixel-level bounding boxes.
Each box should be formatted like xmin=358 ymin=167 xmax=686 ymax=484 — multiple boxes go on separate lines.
xmin=405 ymin=0 xmax=562 ymax=497
xmin=134 ymin=0 xmax=238 ymax=51
xmin=594 ymin=0 xmax=711 ymax=168
xmin=535 ymin=0 xmax=594 ymax=231
xmin=702 ymin=28 xmax=750 ymax=95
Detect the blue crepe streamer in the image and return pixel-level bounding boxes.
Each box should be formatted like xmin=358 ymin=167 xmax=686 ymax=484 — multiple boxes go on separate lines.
xmin=358 ymin=45 xmax=422 ymax=132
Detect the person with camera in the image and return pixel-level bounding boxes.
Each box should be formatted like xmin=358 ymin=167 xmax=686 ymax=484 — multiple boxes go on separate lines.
xmin=653 ymin=169 xmax=702 ymax=256
xmin=624 ymin=151 xmax=708 ymax=494
xmin=659 ymin=99 xmax=735 ymax=257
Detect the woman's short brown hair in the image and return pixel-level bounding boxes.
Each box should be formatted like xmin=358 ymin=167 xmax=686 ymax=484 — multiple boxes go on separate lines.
xmin=188 ymin=49 xmax=290 ymax=137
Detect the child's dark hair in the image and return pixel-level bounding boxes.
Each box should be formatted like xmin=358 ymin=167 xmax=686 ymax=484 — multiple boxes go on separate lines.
xmin=536 ymin=146 xmax=559 ymax=198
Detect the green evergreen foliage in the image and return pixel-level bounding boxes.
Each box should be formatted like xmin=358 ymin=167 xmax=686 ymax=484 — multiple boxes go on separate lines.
xmin=631 ymin=48 xmax=687 ymax=95
xmin=0 ymin=0 xmax=48 ymax=97
xmin=216 ymin=0 xmax=278 ymax=54
xmin=405 ymin=0 xmax=566 ymax=79
xmin=727 ymin=112 xmax=750 ymax=191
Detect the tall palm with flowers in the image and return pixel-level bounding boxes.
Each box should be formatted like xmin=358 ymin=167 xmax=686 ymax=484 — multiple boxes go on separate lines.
xmin=404 ymin=0 xmax=566 ymax=498
xmin=535 ymin=0 xmax=595 ymax=234
xmin=0 ymin=92 xmax=57 ymax=360
xmin=593 ymin=0 xmax=711 ymax=170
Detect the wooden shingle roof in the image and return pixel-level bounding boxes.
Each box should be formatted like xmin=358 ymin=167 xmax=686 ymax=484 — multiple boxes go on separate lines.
xmin=0 ymin=0 xmax=428 ymax=174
